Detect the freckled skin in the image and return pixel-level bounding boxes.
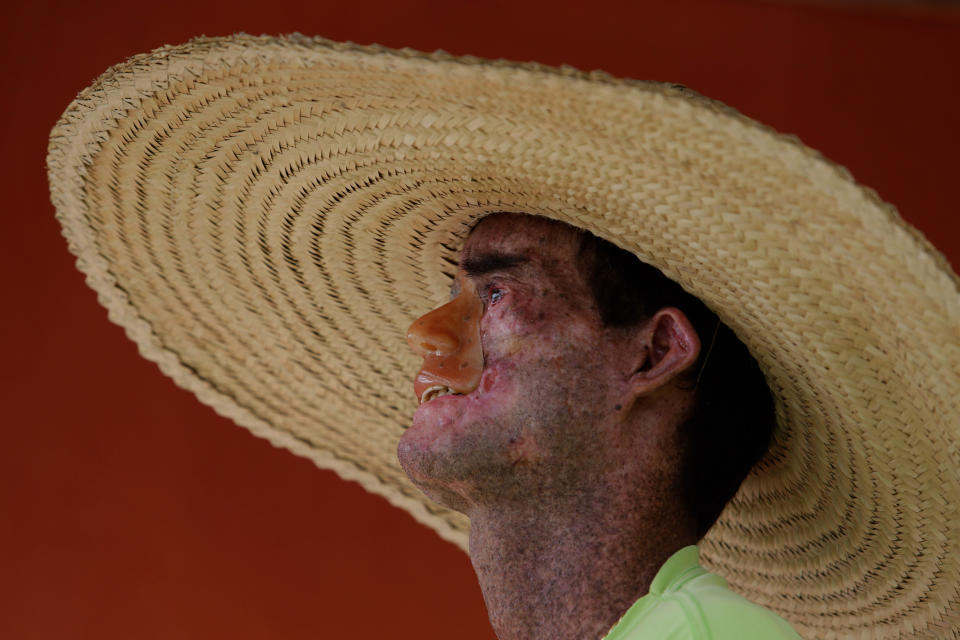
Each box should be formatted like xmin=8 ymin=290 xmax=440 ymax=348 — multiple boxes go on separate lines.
xmin=398 ymin=213 xmax=703 ymax=640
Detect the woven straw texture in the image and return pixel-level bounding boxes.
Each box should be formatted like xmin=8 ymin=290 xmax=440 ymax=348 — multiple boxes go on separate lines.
xmin=47 ymin=34 xmax=959 ymax=638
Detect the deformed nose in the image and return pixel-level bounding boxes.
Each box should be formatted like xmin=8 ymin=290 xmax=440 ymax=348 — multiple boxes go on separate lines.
xmin=407 ymin=307 xmax=461 ymax=357
xmin=407 ymin=274 xmax=485 ymax=401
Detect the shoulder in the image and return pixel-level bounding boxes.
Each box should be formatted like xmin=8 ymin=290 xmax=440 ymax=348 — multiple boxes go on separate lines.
xmin=607 ymin=576 xmax=803 ymax=640
xmin=673 ymin=574 xmax=803 ymax=640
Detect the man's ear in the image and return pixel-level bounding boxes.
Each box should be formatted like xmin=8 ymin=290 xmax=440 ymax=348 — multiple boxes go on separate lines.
xmin=625 ymin=307 xmax=701 ymax=398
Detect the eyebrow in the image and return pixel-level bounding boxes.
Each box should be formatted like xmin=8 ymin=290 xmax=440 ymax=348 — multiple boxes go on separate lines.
xmin=461 ymin=251 xmax=531 ymax=279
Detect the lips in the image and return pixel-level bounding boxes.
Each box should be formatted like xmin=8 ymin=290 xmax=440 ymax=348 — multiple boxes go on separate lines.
xmin=413 ymin=370 xmax=474 ymax=405
xmin=419 ymin=384 xmax=466 ymax=404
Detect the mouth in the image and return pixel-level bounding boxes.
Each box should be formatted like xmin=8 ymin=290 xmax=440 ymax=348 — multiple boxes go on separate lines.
xmin=419 ymin=384 xmax=467 ymax=405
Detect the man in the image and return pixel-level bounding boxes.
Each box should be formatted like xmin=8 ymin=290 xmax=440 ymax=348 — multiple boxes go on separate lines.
xmin=47 ymin=35 xmax=960 ymax=639
xmin=401 ymin=211 xmax=800 ymax=639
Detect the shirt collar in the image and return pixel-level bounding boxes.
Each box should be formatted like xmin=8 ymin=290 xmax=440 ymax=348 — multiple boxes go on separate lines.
xmin=647 ymin=544 xmax=702 ymax=595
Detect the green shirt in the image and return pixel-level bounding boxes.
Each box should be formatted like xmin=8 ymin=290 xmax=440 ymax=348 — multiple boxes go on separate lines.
xmin=603 ymin=545 xmax=802 ymax=640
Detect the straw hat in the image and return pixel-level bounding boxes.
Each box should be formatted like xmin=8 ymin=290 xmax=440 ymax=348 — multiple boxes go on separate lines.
xmin=47 ymin=34 xmax=959 ymax=638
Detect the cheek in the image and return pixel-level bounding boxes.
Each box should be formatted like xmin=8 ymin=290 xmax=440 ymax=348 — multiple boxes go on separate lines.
xmin=494 ymin=335 xmax=526 ymax=357
xmin=481 ymin=300 xmax=554 ymax=348
xmin=480 ymin=366 xmax=499 ymax=394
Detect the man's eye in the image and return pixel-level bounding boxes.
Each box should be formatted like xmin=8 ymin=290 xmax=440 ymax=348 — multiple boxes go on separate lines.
xmin=485 ymin=286 xmax=504 ymax=304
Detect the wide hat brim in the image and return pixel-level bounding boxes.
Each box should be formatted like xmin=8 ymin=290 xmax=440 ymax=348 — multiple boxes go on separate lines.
xmin=47 ymin=34 xmax=960 ymax=638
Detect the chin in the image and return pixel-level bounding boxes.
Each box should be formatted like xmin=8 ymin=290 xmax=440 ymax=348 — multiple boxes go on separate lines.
xmin=397 ymin=401 xmax=519 ymax=514
xmin=397 ymin=427 xmax=475 ymax=513
xmin=397 ymin=366 xmax=528 ymax=510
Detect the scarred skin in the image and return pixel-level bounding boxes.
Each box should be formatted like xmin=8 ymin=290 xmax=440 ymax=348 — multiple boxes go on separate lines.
xmin=407 ymin=272 xmax=485 ymax=405
xmin=398 ymin=213 xmax=703 ymax=640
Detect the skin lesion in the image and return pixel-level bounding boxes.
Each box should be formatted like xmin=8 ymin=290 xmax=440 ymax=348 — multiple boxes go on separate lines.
xmin=407 ymin=271 xmax=485 ymax=399
xmin=506 ymin=435 xmax=543 ymax=467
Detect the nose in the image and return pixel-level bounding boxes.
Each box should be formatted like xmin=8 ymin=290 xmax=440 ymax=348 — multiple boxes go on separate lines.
xmin=406 ymin=274 xmax=485 ymax=401
xmin=407 ymin=299 xmax=463 ymax=357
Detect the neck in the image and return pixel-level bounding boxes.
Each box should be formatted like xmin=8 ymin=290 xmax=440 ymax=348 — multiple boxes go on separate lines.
xmin=467 ymin=480 xmax=698 ymax=640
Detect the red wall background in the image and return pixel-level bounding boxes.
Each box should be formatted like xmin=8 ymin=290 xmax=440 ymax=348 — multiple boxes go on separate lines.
xmin=3 ymin=1 xmax=958 ymax=638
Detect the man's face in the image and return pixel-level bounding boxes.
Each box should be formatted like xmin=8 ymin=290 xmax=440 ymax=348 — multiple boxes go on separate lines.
xmin=398 ymin=213 xmax=632 ymax=512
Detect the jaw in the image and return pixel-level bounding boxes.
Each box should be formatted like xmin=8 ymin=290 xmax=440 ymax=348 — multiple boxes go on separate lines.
xmin=398 ymin=361 xmax=520 ymax=512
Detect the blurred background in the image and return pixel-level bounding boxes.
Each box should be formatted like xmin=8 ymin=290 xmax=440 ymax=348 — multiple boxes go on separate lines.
xmin=3 ymin=1 xmax=958 ymax=638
